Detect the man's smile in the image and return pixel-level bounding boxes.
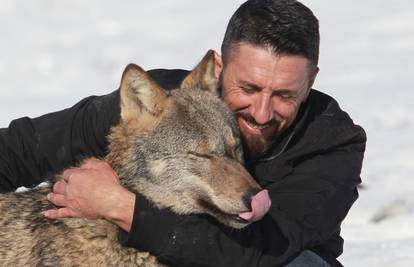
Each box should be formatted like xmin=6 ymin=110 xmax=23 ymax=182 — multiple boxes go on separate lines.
xmin=237 ymin=115 xmax=277 ymax=139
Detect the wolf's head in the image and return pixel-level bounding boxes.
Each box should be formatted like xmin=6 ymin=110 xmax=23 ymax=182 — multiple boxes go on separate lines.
xmin=107 ymin=51 xmax=264 ymax=229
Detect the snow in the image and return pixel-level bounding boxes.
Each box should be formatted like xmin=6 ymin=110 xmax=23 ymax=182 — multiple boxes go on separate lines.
xmin=1 ymin=0 xmax=413 ymax=265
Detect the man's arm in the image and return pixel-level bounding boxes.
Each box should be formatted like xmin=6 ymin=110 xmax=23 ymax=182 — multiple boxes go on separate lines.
xmin=0 ymin=88 xmax=137 ymax=231
xmin=114 ymin=131 xmax=365 ymax=267
xmin=39 ymin=90 xmax=365 ymax=266
xmin=44 ymin=141 xmax=361 ymax=267
xmin=0 ymin=76 xmax=365 ymax=266
xmin=0 ymin=90 xmax=120 ymax=193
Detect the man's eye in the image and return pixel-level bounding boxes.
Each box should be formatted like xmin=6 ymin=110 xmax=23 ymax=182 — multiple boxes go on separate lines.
xmin=281 ymin=94 xmax=292 ymax=99
xmin=240 ymin=85 xmax=260 ymax=94
xmin=241 ymin=86 xmax=254 ymax=93
xmin=278 ymin=93 xmax=296 ymax=101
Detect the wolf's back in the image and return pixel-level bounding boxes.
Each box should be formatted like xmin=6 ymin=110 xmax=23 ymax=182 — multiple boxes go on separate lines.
xmin=0 ymin=187 xmax=161 ymax=266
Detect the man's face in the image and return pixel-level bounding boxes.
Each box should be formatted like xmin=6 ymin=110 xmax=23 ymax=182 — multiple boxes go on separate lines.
xmin=218 ymin=43 xmax=318 ymax=158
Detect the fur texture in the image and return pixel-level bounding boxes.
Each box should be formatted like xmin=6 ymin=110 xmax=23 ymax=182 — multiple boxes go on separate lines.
xmin=0 ymin=51 xmax=261 ymax=266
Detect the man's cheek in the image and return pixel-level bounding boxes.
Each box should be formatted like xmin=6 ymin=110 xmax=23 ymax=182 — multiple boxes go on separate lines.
xmin=224 ymin=91 xmax=250 ymax=111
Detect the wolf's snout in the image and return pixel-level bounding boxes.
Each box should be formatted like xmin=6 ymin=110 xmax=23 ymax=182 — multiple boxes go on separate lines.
xmin=238 ymin=189 xmax=271 ymax=222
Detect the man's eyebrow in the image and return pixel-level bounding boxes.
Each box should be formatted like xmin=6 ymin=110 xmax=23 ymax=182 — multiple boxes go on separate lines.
xmin=239 ymin=81 xmax=300 ymax=96
xmin=272 ymin=89 xmax=299 ymax=96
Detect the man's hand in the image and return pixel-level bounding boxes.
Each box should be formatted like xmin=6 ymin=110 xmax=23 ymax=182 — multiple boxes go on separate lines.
xmin=44 ymin=158 xmax=136 ymax=232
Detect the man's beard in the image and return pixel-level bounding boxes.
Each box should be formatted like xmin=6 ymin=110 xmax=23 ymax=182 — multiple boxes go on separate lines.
xmin=241 ymin=132 xmax=269 ymax=160
xmin=236 ymin=112 xmax=278 ymax=160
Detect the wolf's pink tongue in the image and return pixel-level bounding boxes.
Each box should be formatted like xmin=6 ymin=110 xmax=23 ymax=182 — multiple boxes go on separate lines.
xmin=238 ymin=189 xmax=271 ymax=222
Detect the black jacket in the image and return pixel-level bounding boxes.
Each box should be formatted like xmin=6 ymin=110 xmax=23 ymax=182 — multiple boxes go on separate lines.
xmin=0 ymin=69 xmax=366 ymax=267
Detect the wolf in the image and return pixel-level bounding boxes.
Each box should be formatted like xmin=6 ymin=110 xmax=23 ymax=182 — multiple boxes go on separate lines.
xmin=0 ymin=51 xmax=265 ymax=266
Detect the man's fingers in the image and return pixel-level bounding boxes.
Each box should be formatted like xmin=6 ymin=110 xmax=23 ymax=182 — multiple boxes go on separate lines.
xmin=62 ymin=168 xmax=76 ymax=182
xmin=47 ymin=193 xmax=68 ymax=207
xmin=52 ymin=180 xmax=66 ymax=195
xmin=80 ymin=159 xmax=120 ymax=183
xmin=43 ymin=208 xmax=79 ymax=219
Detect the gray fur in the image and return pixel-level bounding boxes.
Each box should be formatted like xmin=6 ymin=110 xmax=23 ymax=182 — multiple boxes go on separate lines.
xmin=0 ymin=51 xmax=260 ymax=266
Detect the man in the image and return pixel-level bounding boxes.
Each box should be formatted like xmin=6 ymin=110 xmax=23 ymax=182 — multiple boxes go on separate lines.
xmin=0 ymin=0 xmax=366 ymax=266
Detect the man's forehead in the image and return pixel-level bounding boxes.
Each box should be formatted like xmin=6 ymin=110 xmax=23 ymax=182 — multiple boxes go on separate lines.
xmin=225 ymin=42 xmax=314 ymax=71
xmin=227 ymin=55 xmax=309 ymax=87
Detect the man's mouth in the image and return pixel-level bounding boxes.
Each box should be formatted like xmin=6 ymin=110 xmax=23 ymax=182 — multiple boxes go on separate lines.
xmin=244 ymin=119 xmax=272 ymax=130
xmin=238 ymin=116 xmax=277 ymax=137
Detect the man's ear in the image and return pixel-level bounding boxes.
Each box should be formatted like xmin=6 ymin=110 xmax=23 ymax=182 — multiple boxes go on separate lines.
xmin=119 ymin=64 xmax=169 ymax=121
xmin=309 ymin=66 xmax=319 ymax=88
xmin=180 ymin=50 xmax=219 ymax=95
xmin=304 ymin=66 xmax=319 ymax=99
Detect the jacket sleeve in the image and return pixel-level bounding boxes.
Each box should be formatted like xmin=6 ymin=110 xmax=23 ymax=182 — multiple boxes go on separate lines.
xmin=118 ymin=125 xmax=366 ymax=267
xmin=0 ymin=90 xmax=120 ymax=193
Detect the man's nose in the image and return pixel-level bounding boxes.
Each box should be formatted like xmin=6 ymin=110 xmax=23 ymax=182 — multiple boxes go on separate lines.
xmin=252 ymin=93 xmax=273 ymax=124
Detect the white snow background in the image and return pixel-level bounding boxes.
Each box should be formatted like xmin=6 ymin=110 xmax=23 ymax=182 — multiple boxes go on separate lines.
xmin=0 ymin=0 xmax=413 ymax=266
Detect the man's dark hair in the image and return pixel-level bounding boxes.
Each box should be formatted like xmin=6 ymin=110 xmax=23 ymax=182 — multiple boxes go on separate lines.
xmin=221 ymin=0 xmax=320 ymax=67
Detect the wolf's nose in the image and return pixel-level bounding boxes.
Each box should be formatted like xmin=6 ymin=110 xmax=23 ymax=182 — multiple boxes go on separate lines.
xmin=242 ymin=188 xmax=261 ymax=211
xmin=238 ymin=189 xmax=272 ymax=222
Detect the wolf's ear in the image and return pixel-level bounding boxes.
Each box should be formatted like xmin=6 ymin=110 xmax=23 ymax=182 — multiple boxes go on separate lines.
xmin=180 ymin=50 xmax=219 ymax=95
xmin=119 ymin=64 xmax=169 ymax=120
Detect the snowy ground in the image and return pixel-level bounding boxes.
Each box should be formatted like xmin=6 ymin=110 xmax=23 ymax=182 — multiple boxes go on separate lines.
xmin=0 ymin=0 xmax=413 ymax=266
